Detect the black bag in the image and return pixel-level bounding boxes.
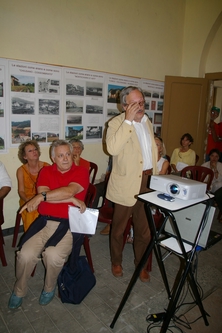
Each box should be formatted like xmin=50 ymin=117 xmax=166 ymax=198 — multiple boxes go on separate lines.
xmin=57 ymin=256 xmax=96 ymax=304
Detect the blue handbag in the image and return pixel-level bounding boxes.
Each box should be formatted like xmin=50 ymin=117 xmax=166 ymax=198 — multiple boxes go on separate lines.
xmin=57 ymin=256 xmax=96 ymax=304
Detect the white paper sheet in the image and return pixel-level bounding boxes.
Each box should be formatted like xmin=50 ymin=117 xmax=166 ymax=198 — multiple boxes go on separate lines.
xmin=68 ymin=206 xmax=99 ymax=234
xmin=176 ymin=161 xmax=188 ymax=171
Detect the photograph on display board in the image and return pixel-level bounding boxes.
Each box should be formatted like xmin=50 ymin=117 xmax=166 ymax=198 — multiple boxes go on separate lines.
xmin=32 ymin=132 xmax=47 ymax=142
xmin=151 ymin=100 xmax=156 ymax=110
xmin=107 ymin=84 xmax=124 ymax=103
xmin=11 ymin=97 xmax=35 ymax=115
xmin=67 ymin=115 xmax=82 ymax=125
xmin=47 ymin=132 xmax=59 ymax=142
xmin=155 ymin=126 xmax=161 ymax=137
xmin=38 ymin=78 xmax=60 ymax=94
xmin=65 ymin=126 xmax=83 ymax=141
xmin=0 ymin=101 xmax=3 ymax=117
xmin=143 ymin=90 xmax=151 ymax=98
xmin=11 ymin=119 xmax=31 ymax=144
xmin=0 ymin=137 xmax=5 ymax=150
xmin=11 ymin=75 xmax=35 ymax=93
xmin=39 ymin=99 xmax=59 ymax=115
xmin=157 ymin=101 xmax=163 ymax=111
xmin=154 ymin=113 xmax=162 ymax=124
xmin=146 ymin=112 xmax=153 ymax=123
xmin=86 ymin=126 xmax=102 ymax=139
xmin=86 ymin=104 xmax=103 ymax=114
xmin=107 ymin=108 xmax=120 ymax=117
xmin=66 ymin=80 xmax=84 ymax=96
xmin=0 ymin=82 xmax=3 ymax=97
xmin=86 ymin=82 xmax=103 ymax=97
xmin=145 ymin=99 xmax=150 ymax=110
xmin=66 ymin=99 xmax=83 ymax=113
xmin=152 ymin=91 xmax=160 ymax=98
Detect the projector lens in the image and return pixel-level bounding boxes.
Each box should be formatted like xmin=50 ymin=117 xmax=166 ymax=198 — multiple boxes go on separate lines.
xmin=169 ymin=184 xmax=180 ymax=195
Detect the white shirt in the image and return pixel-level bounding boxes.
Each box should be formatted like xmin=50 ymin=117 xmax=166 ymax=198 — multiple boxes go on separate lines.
xmin=133 ymin=115 xmax=153 ymax=170
xmin=157 ymin=157 xmax=167 ymax=173
xmin=0 ymin=161 xmax=12 ymax=189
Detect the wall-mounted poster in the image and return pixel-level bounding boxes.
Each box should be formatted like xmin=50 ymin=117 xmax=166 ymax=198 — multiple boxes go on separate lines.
xmin=0 ymin=59 xmax=8 ymax=152
xmin=0 ymin=57 xmax=164 ymax=151
xmin=63 ymin=68 xmax=105 ymax=142
xmin=140 ymin=79 xmax=164 ymax=136
xmin=9 ymin=60 xmax=62 ymax=146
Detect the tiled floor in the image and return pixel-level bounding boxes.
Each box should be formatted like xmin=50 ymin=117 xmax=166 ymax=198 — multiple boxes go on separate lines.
xmin=1 ymin=212 xmax=222 ymax=333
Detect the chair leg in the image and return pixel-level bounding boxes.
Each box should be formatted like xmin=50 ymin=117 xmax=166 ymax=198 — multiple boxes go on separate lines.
xmin=0 ymin=227 xmax=7 ymax=266
xmin=12 ymin=212 xmax=21 ymax=247
xmin=83 ymin=235 xmax=94 ymax=273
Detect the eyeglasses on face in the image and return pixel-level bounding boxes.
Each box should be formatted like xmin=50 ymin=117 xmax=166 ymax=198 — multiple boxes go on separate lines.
xmin=125 ymin=100 xmax=145 ymax=108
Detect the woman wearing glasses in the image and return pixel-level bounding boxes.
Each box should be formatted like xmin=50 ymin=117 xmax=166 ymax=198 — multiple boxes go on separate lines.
xmin=170 ymin=133 xmax=196 ymax=174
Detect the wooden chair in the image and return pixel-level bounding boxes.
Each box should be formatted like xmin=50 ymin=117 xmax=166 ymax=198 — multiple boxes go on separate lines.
xmin=0 ymin=199 xmax=7 ymax=266
xmin=83 ymin=183 xmax=97 ymax=272
xmin=89 ymin=162 xmax=98 ymax=184
xmin=180 ymin=165 xmax=214 ymax=191
xmin=12 ymin=209 xmax=21 ymax=247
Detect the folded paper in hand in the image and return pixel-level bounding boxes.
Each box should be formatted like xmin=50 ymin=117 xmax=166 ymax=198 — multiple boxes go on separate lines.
xmin=176 ymin=161 xmax=188 ymax=171
xmin=68 ymin=206 xmax=99 ymax=234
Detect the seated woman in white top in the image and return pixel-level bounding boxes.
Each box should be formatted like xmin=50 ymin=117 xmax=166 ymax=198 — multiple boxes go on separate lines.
xmin=202 ymin=148 xmax=222 ymax=222
xmin=155 ymin=136 xmax=170 ymax=174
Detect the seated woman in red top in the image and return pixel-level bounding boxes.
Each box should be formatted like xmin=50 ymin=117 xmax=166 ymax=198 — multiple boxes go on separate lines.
xmin=69 ymin=139 xmax=90 ymax=171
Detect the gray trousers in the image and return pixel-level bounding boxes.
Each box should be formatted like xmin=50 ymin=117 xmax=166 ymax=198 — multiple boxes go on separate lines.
xmin=14 ymin=220 xmax=73 ymax=297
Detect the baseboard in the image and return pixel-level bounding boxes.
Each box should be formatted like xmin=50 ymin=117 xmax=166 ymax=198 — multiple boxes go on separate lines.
xmin=2 ymin=226 xmax=24 ymax=237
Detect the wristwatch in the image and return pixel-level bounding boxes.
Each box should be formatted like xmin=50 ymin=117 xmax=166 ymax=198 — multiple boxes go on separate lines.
xmin=41 ymin=192 xmax=47 ymax=201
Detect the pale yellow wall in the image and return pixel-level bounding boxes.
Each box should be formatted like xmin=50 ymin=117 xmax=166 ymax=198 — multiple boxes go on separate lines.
xmin=182 ymin=0 xmax=222 ymax=76
xmin=0 ymin=0 xmax=222 ymax=229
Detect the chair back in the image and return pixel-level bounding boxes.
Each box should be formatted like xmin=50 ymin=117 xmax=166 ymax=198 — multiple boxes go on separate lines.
xmin=84 ymin=183 xmax=97 ymax=208
xmin=89 ymin=162 xmax=98 ymax=185
xmin=0 ymin=199 xmax=4 ymax=226
xmin=165 ymin=155 xmax=170 ymax=163
xmin=195 ymin=154 xmax=199 ymax=165
xmin=180 ymin=166 xmax=214 ymax=191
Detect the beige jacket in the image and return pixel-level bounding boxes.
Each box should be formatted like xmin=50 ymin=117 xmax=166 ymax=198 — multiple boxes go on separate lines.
xmin=106 ymin=113 xmax=158 ymax=206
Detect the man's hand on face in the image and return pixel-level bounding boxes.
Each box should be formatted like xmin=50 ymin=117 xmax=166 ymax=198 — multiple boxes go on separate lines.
xmin=73 ymin=153 xmax=81 ymax=166
xmin=125 ymin=102 xmax=141 ymax=122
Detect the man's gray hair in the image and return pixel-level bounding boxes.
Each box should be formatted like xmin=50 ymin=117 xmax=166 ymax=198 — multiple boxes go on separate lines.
xmin=50 ymin=139 xmax=73 ymax=158
xmin=120 ymin=86 xmax=145 ymax=105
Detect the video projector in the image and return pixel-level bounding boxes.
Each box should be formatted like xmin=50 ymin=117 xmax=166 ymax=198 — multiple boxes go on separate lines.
xmin=149 ymin=174 xmax=207 ymax=200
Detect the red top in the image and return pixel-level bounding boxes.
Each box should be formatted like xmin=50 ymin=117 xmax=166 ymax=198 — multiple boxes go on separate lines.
xmin=206 ymin=122 xmax=222 ymax=154
xmin=79 ymin=157 xmax=90 ymax=171
xmin=37 ymin=163 xmax=89 ymax=218
xmin=216 ymin=122 xmax=222 ymax=151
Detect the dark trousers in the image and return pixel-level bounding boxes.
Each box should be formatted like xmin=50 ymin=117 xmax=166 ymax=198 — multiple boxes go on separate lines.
xmin=214 ymin=187 xmax=222 ymax=213
xmin=110 ymin=173 xmax=151 ymax=267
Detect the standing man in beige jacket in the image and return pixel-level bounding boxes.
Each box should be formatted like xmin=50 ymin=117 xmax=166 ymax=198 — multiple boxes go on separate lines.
xmin=106 ymin=86 xmax=158 ymax=282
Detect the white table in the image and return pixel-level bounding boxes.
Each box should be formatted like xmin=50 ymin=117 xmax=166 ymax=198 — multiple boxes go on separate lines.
xmin=110 ymin=191 xmax=214 ymax=332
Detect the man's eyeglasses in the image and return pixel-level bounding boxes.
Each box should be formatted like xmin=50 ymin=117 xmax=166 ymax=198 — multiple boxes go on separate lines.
xmin=125 ymin=100 xmax=145 ymax=108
